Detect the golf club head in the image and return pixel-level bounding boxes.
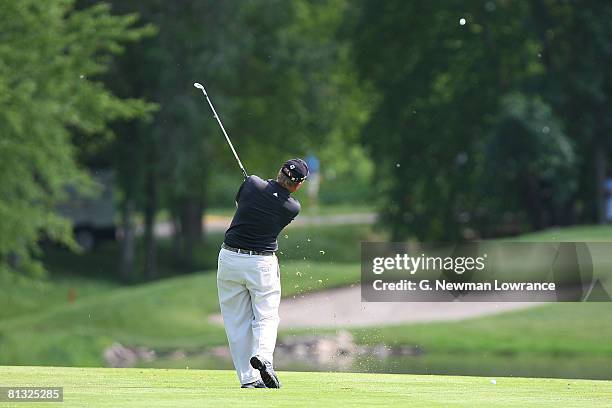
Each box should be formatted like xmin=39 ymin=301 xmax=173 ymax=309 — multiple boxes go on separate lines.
xmin=193 ymin=82 xmax=207 ymax=95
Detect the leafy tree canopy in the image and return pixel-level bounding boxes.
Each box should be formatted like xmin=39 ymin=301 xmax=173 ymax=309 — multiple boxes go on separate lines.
xmin=0 ymin=0 xmax=156 ymax=277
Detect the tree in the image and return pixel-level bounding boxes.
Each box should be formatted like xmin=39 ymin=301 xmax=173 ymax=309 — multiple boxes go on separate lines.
xmin=350 ymin=0 xmax=611 ymax=240
xmin=528 ymin=1 xmax=612 ymax=224
xmin=482 ymin=93 xmax=576 ymax=231
xmin=105 ymin=0 xmax=244 ymax=275
xmin=0 ymin=0 xmax=155 ymax=277
xmin=350 ymin=1 xmax=524 ymax=240
xmin=104 ymin=0 xmax=368 ymax=277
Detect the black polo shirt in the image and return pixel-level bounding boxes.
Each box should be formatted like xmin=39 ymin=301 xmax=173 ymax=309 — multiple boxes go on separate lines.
xmin=224 ymin=175 xmax=301 ymax=252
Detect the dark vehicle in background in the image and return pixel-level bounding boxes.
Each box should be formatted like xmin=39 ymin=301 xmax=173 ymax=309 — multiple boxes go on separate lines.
xmin=57 ymin=170 xmax=116 ymax=251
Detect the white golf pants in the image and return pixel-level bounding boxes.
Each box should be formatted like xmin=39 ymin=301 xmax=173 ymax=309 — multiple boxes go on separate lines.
xmin=217 ymin=247 xmax=281 ymax=385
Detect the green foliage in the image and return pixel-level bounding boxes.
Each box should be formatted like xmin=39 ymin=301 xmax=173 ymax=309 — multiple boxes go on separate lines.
xmin=276 ymin=223 xmax=377 ymax=263
xmin=350 ymin=1 xmax=612 ymax=240
xmin=38 ymin=223 xmax=374 ymax=281
xmin=350 ymin=1 xmax=512 ymax=240
xmin=0 ymin=0 xmax=155 ymax=276
xmin=481 ymin=93 xmax=576 ymax=229
xmin=229 ymin=0 xmax=371 ymax=177
xmin=106 ymin=0 xmax=371 ymax=207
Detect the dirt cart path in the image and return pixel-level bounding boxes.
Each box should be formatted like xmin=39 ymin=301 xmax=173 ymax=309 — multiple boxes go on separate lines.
xmin=151 ymin=213 xmax=377 ymax=237
xmin=210 ymin=285 xmax=542 ymax=328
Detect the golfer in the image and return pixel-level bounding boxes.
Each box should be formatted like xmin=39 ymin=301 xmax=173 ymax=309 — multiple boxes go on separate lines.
xmin=217 ymin=158 xmax=309 ymax=388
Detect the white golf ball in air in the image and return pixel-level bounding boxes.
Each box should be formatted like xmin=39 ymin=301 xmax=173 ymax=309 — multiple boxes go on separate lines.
xmin=459 ymin=18 xmax=466 ymax=25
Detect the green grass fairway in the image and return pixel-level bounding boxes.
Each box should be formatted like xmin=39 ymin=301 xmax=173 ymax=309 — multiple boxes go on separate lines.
xmin=0 ymin=366 xmax=610 ymax=408
xmin=513 ymin=224 xmax=612 ymax=241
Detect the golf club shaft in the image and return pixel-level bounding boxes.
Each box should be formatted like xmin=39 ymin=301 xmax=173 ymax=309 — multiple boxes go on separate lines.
xmin=194 ymin=83 xmax=248 ymax=179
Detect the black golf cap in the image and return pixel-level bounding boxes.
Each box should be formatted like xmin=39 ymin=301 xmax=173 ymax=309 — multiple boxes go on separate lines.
xmin=282 ymin=158 xmax=309 ymax=183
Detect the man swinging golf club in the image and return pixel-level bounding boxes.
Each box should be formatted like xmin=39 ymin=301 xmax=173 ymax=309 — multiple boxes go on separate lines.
xmin=218 ymin=159 xmax=308 ymax=388
xmin=194 ymin=82 xmax=308 ymax=388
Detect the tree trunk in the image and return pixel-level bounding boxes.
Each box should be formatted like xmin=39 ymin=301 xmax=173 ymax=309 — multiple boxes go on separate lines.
xmin=178 ymin=196 xmax=203 ymax=267
xmin=595 ymin=145 xmax=607 ymax=224
xmin=143 ymin=170 xmax=157 ymax=280
xmin=120 ymin=198 xmax=135 ymax=283
xmin=171 ymin=210 xmax=182 ymax=263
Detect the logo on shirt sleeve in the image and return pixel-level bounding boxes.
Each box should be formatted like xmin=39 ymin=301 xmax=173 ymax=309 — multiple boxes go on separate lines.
xmin=273 ymin=192 xmax=278 ymax=198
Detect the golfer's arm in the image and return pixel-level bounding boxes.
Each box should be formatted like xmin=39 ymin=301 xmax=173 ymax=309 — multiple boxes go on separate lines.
xmin=235 ymin=178 xmax=248 ymax=207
